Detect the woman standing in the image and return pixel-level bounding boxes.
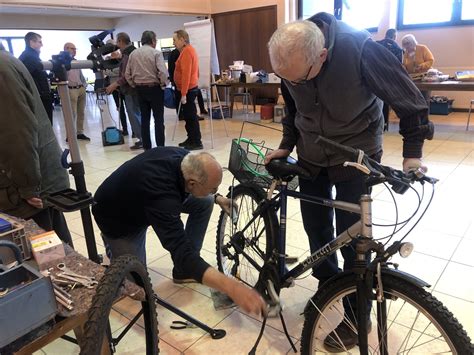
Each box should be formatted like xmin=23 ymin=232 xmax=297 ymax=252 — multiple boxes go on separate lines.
xmin=173 ymin=29 xmax=203 ymax=150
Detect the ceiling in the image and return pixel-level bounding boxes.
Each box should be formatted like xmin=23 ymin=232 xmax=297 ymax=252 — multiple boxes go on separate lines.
xmin=0 ymin=5 xmax=195 ymax=18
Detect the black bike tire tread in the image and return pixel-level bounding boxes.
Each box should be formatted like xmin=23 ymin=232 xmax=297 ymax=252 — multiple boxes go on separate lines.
xmin=216 ymin=184 xmax=277 ymax=273
xmin=300 ymin=273 xmax=473 ymax=354
xmin=79 ymin=255 xmax=159 ymax=355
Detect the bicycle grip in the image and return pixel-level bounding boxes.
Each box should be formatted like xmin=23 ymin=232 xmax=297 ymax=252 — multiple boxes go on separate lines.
xmin=314 ymin=136 xmax=362 ymax=162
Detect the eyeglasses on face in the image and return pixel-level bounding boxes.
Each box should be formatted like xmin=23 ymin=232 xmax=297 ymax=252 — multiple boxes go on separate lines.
xmin=276 ymin=64 xmax=313 ymax=86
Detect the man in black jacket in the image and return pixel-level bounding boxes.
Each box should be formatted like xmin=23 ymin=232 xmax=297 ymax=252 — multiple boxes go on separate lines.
xmin=92 ymin=148 xmax=266 ymax=316
xmin=19 ymin=32 xmax=53 ymax=124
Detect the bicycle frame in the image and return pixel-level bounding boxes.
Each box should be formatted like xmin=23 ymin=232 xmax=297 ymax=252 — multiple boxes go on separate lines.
xmin=230 ymin=179 xmax=373 ymax=286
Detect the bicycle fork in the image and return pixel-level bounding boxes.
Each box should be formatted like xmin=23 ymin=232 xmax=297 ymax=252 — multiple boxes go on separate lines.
xmin=354 ymin=195 xmax=389 ymax=355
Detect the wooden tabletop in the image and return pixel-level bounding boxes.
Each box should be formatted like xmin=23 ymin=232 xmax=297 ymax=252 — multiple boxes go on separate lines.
xmin=414 ymin=80 xmax=474 ymax=91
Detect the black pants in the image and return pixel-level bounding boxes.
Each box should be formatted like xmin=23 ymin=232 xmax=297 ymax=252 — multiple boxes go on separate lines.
xmin=41 ymin=94 xmax=53 ymax=124
xmin=176 ymin=88 xmax=202 ymax=144
xmin=31 ymin=207 xmax=73 ymax=247
xmin=112 ymin=90 xmax=128 ymax=133
xmin=197 ymin=90 xmax=206 ymax=113
xmin=136 ymin=85 xmax=165 ymax=149
xmin=382 ymin=102 xmax=390 ymax=131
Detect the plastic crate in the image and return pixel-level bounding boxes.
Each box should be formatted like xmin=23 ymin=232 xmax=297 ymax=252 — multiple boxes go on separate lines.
xmin=430 ymin=99 xmax=454 ymax=115
xmin=211 ymin=105 xmax=230 ymax=119
xmin=0 ymin=214 xmax=31 ymax=264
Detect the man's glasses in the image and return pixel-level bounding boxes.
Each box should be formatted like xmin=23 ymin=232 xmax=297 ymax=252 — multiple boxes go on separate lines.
xmin=276 ymin=64 xmax=313 ymax=86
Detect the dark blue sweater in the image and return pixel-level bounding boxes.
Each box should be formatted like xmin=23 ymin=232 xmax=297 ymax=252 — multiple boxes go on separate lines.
xmin=92 ymin=147 xmax=210 ymax=282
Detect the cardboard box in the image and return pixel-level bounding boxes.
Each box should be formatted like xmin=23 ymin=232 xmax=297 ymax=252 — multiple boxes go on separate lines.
xmin=29 ymin=231 xmax=65 ymax=269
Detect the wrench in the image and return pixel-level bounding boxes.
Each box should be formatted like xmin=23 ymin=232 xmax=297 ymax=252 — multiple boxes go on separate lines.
xmin=55 ymin=274 xmax=98 ymax=289
xmin=57 ymin=263 xmax=96 ymax=282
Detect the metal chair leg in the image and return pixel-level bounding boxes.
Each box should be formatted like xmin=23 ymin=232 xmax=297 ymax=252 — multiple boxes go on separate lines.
xmin=467 ymin=100 xmax=473 ymax=131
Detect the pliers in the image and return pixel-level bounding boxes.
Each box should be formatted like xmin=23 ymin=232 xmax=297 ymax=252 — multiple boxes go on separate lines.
xmin=170 ymin=320 xmax=197 ymax=330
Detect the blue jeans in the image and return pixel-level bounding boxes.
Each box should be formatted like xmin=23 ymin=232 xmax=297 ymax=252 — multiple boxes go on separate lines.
xmin=123 ymin=93 xmax=142 ymax=140
xmin=102 ymin=194 xmax=214 ymax=266
xmin=299 ymin=172 xmax=368 ymax=281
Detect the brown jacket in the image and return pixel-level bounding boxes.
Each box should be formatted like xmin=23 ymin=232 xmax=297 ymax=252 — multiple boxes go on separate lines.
xmin=0 ymin=51 xmax=69 ymax=218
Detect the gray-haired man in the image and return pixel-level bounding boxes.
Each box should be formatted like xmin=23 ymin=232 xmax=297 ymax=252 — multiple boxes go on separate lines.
xmin=265 ymin=12 xmax=434 ymax=351
xmin=92 ymin=147 xmax=266 ymax=316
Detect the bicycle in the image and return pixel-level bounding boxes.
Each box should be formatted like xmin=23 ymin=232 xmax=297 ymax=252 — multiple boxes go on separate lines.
xmin=216 ymin=135 xmax=474 ymax=354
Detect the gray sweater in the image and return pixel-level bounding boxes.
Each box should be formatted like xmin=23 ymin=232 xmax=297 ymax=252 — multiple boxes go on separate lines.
xmin=0 ymin=51 xmax=69 ymax=218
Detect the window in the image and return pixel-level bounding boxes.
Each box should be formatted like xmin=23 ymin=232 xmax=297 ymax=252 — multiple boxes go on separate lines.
xmin=398 ymin=0 xmax=474 ymax=29
xmin=298 ymin=0 xmax=384 ymax=31
xmin=299 ymin=0 xmax=335 ymax=20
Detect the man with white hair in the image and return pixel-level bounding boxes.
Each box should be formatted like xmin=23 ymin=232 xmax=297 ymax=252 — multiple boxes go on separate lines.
xmin=266 ymin=12 xmax=434 ymax=351
xmin=92 ymin=147 xmax=266 ymax=316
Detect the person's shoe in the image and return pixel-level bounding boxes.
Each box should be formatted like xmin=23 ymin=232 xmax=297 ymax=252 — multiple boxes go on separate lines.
xmin=172 ymin=268 xmax=196 ymax=284
xmin=324 ymin=319 xmax=372 ymax=352
xmin=184 ymin=142 xmax=204 ymax=151
xmin=200 ymin=109 xmax=209 ymax=115
xmin=197 ymin=115 xmax=205 ymax=121
xmin=178 ymin=138 xmax=190 ymax=147
xmin=77 ymin=134 xmax=91 ymax=141
xmin=178 ymin=115 xmax=185 ymax=121
xmin=130 ymin=141 xmax=143 ymax=150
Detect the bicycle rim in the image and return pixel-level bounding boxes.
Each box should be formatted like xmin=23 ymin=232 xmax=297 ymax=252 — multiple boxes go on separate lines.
xmin=301 ymin=273 xmax=472 ymax=354
xmin=216 ymin=184 xmax=277 ymax=287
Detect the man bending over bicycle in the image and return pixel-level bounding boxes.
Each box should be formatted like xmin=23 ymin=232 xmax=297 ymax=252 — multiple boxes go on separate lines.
xmin=266 ymin=13 xmax=434 ymax=351
xmin=92 ymin=148 xmax=266 ymax=316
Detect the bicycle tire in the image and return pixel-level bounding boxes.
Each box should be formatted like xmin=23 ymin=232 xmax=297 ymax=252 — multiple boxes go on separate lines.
xmin=300 ymin=272 xmax=473 ymax=354
xmin=216 ymin=184 xmax=279 ymax=287
xmin=79 ymin=255 xmax=159 ymax=355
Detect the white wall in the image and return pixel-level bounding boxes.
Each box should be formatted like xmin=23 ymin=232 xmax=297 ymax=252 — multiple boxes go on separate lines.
xmin=113 ymin=14 xmax=198 ymax=42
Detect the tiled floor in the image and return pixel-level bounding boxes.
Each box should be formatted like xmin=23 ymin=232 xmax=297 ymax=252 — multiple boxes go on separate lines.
xmin=34 ymin=100 xmax=473 ymax=354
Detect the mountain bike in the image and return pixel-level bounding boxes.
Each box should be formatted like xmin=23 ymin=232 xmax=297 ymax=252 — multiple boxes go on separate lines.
xmin=216 ymin=135 xmax=473 ymax=354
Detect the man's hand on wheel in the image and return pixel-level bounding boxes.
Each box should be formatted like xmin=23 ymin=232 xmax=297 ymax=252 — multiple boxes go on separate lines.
xmin=215 ymin=195 xmax=238 ymax=219
xmin=264 ymin=148 xmax=291 ymax=165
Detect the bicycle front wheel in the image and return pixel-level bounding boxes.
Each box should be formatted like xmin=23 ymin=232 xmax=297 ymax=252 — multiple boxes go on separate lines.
xmin=80 ymin=255 xmax=159 ymax=355
xmin=216 ymin=184 xmax=278 ymax=287
xmin=301 ymin=273 xmax=473 ymax=354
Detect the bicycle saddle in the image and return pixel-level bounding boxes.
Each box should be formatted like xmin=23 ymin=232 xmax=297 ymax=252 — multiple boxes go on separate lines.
xmin=266 ymin=157 xmax=311 ymax=181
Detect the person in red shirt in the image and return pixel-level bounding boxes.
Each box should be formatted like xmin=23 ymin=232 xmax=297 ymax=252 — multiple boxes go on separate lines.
xmin=173 ymin=30 xmax=203 ymax=150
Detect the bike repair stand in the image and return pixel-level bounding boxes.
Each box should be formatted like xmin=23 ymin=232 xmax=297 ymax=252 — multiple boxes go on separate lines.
xmin=42 ymin=52 xmax=226 ymax=350
xmin=42 ymin=56 xmax=99 ymax=264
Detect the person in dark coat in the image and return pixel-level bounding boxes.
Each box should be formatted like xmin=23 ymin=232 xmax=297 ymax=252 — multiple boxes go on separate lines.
xmin=377 ymin=28 xmax=403 ymax=131
xmin=0 ymin=50 xmax=72 ymax=246
xmin=19 ymin=32 xmax=53 ymax=124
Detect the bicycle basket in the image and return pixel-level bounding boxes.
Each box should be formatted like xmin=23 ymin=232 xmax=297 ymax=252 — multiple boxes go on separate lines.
xmin=228 ymin=138 xmax=299 ymax=190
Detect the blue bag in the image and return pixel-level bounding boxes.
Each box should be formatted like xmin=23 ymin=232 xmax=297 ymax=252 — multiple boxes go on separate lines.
xmin=164 ymin=87 xmax=176 ymax=109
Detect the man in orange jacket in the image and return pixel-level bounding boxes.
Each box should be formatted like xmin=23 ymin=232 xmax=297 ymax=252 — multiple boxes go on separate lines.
xmin=173 ymin=29 xmax=203 ymax=150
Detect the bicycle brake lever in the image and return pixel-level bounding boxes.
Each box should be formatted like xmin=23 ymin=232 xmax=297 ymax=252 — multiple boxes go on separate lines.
xmin=343 ymin=161 xmax=371 ymax=175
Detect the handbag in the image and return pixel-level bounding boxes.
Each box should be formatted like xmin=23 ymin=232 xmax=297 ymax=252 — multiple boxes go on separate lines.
xmin=164 ymin=86 xmax=176 ymax=109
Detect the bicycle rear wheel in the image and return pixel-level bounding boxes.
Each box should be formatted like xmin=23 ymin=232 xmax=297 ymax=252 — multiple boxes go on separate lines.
xmin=80 ymin=255 xmax=159 ymax=355
xmin=300 ymin=272 xmax=473 ymax=354
xmin=216 ymin=184 xmax=278 ymax=287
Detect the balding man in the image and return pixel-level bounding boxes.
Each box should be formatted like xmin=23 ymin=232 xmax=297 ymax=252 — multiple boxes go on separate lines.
xmin=92 ymin=147 xmax=266 ymax=315
xmin=266 ymin=13 xmax=434 ymax=351
xmin=64 ymin=42 xmax=89 ymax=141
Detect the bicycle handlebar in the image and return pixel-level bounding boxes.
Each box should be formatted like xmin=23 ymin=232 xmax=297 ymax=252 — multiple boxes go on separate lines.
xmin=314 ymin=136 xmax=438 ymax=193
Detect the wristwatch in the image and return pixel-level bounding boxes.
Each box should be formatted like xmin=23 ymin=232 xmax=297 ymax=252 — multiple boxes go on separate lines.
xmin=214 ymin=193 xmax=222 ymax=204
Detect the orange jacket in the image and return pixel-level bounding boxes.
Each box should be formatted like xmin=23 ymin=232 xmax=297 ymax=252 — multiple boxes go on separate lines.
xmin=175 ymin=45 xmax=199 ymax=96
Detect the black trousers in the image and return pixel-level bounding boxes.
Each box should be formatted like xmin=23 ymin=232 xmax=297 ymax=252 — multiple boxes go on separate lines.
xmin=382 ymin=102 xmax=390 ymax=131
xmin=41 ymin=94 xmax=53 ymax=124
xmin=31 ymin=207 xmax=73 ymax=247
xmin=112 ymin=90 xmax=128 ymax=133
xmin=176 ymin=88 xmax=202 ymax=144
xmin=136 ymin=85 xmax=165 ymax=149
xmin=196 ymin=89 xmax=206 ymax=113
